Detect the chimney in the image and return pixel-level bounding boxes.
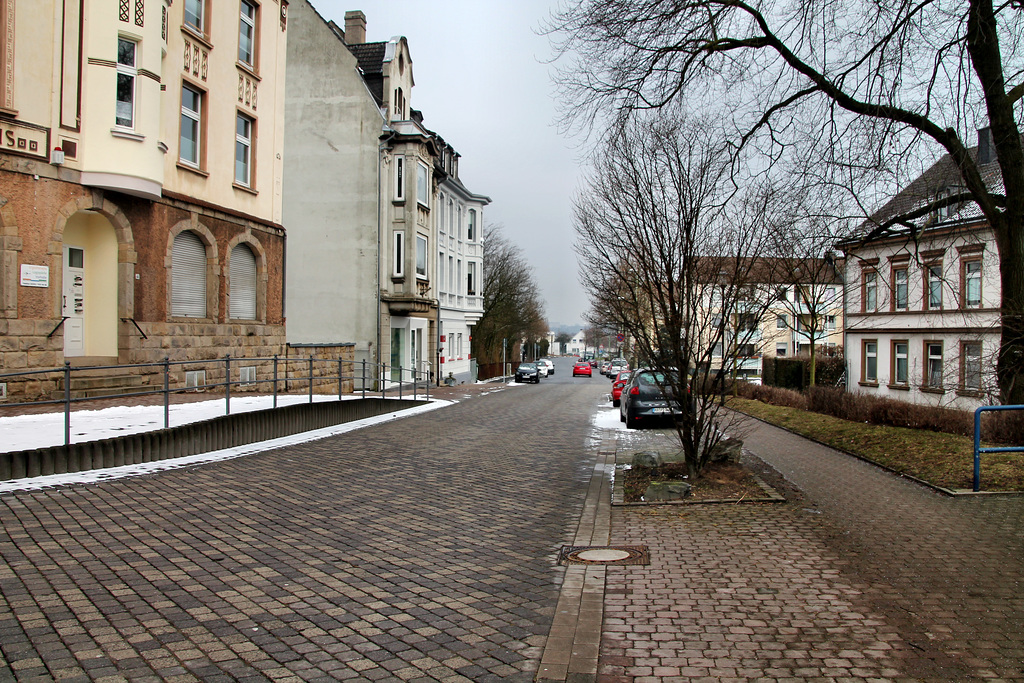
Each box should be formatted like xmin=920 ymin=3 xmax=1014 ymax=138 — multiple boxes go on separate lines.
xmin=977 ymin=126 xmax=995 ymax=165
xmin=344 ymin=11 xmax=366 ymax=44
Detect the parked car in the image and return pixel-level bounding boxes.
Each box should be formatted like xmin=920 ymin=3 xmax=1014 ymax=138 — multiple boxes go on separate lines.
xmin=619 ymin=368 xmax=688 ymax=429
xmin=610 ymin=371 xmax=631 ymax=406
xmin=606 ymin=358 xmax=629 ymax=377
xmin=515 ymin=362 xmax=541 ymax=384
xmin=537 ymin=359 xmax=555 ymax=376
xmin=572 ymin=361 xmax=592 ymax=377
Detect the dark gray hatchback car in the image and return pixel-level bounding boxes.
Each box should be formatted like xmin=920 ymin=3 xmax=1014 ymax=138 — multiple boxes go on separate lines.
xmin=619 ymin=369 xmax=688 ymax=429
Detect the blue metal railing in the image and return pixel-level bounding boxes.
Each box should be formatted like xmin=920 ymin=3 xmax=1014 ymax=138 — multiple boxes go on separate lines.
xmin=973 ymin=405 xmax=1024 ymax=491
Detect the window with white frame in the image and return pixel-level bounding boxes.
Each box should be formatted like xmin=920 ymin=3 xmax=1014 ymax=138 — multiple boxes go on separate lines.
xmin=962 ymin=341 xmax=982 ymax=391
xmin=924 ymin=341 xmax=943 ymax=388
xmin=776 ymin=314 xmax=787 ymax=329
xmin=457 ymin=207 xmax=463 ymax=239
xmin=184 ymin=0 xmax=204 ymax=33
xmin=776 ymin=286 xmax=788 ymax=301
xmin=115 ymin=38 xmax=137 ymax=128
xmin=926 ymin=264 xmax=942 ymax=309
xmin=467 ymin=262 xmax=476 ymax=295
xmin=863 ymin=340 xmax=878 ymax=383
xmin=467 ymin=210 xmax=476 ymax=241
xmin=893 ymin=266 xmax=908 ymax=310
xmin=448 ymin=255 xmax=454 ymax=293
xmin=179 ymin=84 xmax=203 ymax=167
xmin=892 ymin=341 xmax=908 ymax=385
xmin=825 ymin=315 xmax=836 ymax=331
xmin=863 ymin=270 xmax=877 ymax=312
xmin=964 ymin=259 xmax=982 ymax=308
xmin=417 ymin=162 xmax=429 ymax=207
xmin=776 ymin=342 xmax=787 ymax=357
xmin=393 ymin=231 xmax=404 ymax=278
xmin=448 ymin=199 xmax=454 ymax=233
xmin=238 ymin=0 xmax=257 ymax=68
xmin=438 ymin=253 xmax=445 ymax=292
xmin=416 ymin=235 xmax=427 ymax=278
xmin=235 ymin=113 xmax=253 ymax=186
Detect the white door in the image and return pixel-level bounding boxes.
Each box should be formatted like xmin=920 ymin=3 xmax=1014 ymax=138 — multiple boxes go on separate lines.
xmin=63 ymin=246 xmax=85 ymax=356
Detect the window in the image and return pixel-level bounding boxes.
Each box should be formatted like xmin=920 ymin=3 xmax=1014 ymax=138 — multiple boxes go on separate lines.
xmin=467 ymin=262 xmax=476 ymax=295
xmin=235 ymin=113 xmax=253 ymax=186
xmin=825 ymin=315 xmax=836 ymax=331
xmin=448 ymin=199 xmax=454 ymax=233
xmin=416 ymin=235 xmax=427 ymax=278
xmin=776 ymin=286 xmax=788 ymax=302
xmin=229 ymin=244 xmax=257 ymax=320
xmin=863 ymin=270 xmax=877 ymax=312
xmin=776 ymin=314 xmax=787 ymax=330
xmin=737 ymin=313 xmax=757 ymax=332
xmin=776 ymin=342 xmax=787 ymax=357
xmin=457 ymin=207 xmax=463 ymax=239
xmin=179 ymin=84 xmax=203 ymax=167
xmin=926 ymin=264 xmax=942 ymax=309
xmin=737 ymin=343 xmax=756 ymax=357
xmin=712 ymin=340 xmax=723 ymax=357
xmin=238 ymin=1 xmax=257 ymax=68
xmin=438 ymin=253 xmax=445 ymax=292
xmin=467 ymin=210 xmax=476 ymax=241
xmin=393 ymin=231 xmax=404 ymax=278
xmin=448 ymin=255 xmax=454 ymax=293
xmin=457 ymin=260 xmax=463 ymax=295
xmin=924 ymin=341 xmax=943 ymax=389
xmin=395 ymin=156 xmax=405 ymax=200
xmin=892 ymin=341 xmax=908 ymax=385
xmin=184 ymin=0 xmax=204 ymax=33
xmin=962 ymin=342 xmax=982 ymax=391
xmin=116 ymin=38 xmax=137 ymax=128
xmin=964 ymin=259 xmax=982 ymax=308
xmin=893 ymin=267 xmax=908 ymax=311
xmin=171 ymin=231 xmax=207 ymax=318
xmin=417 ymin=163 xmax=429 ymax=207
xmin=862 ymin=340 xmax=878 ymax=383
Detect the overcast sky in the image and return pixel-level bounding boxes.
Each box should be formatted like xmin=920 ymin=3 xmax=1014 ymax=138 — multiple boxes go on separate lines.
xmin=311 ymin=0 xmax=588 ymax=331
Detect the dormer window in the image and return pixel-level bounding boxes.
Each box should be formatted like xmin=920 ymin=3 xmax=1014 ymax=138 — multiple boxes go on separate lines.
xmin=936 ymin=187 xmax=957 ymax=219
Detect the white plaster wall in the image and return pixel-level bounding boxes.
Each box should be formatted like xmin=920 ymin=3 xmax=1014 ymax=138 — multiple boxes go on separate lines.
xmin=282 ymin=0 xmax=383 ymax=354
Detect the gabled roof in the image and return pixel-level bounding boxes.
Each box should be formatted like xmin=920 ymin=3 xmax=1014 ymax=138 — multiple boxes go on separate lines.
xmin=346 ymin=42 xmax=387 ymax=76
xmin=845 ymin=134 xmax=1014 ymax=247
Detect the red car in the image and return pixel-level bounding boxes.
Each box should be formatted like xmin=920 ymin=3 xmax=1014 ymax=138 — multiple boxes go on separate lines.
xmin=610 ymin=371 xmax=631 ymax=406
xmin=572 ymin=361 xmax=592 ymax=377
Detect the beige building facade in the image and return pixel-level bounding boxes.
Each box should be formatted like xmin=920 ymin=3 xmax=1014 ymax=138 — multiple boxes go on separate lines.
xmin=0 ymin=0 xmax=289 ymax=399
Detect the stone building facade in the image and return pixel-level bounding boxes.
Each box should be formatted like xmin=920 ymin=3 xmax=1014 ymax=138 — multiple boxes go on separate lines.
xmin=0 ymin=0 xmax=290 ymax=399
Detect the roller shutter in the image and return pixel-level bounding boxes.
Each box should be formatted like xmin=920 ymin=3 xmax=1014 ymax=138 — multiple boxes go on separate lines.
xmin=229 ymin=243 xmax=257 ymax=320
xmin=171 ymin=231 xmax=207 ymax=318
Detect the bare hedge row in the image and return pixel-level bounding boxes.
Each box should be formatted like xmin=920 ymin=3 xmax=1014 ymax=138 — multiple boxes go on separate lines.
xmin=736 ymin=383 xmax=1023 ymax=446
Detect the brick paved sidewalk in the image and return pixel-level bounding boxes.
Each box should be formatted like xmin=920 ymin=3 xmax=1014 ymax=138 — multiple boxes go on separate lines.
xmin=598 ymin=415 xmax=1024 ymax=682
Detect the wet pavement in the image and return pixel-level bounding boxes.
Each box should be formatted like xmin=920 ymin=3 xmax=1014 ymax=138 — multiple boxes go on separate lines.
xmin=2 ymin=368 xmax=1024 ymax=682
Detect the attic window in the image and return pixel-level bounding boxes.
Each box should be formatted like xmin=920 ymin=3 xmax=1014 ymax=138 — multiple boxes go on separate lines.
xmin=936 ymin=187 xmax=957 ymax=219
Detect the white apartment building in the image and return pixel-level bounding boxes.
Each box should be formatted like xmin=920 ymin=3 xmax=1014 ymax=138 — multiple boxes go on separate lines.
xmin=435 ymin=139 xmax=489 ymax=384
xmin=840 ymin=131 xmax=1002 ymax=409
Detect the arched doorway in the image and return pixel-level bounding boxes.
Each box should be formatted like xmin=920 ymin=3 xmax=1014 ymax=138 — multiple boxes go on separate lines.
xmin=62 ymin=211 xmax=119 ymax=358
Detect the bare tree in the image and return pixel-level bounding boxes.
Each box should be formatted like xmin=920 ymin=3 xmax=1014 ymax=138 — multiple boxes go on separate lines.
xmin=473 ymin=227 xmax=546 ymax=365
xmin=576 ymin=115 xmax=775 ymax=478
xmin=549 ymin=0 xmax=1024 ymax=403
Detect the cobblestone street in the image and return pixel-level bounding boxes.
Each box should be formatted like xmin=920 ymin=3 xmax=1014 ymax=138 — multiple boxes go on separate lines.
xmin=2 ymin=371 xmax=1023 ymax=682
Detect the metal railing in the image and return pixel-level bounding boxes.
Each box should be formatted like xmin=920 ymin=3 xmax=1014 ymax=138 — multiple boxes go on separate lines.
xmin=973 ymin=405 xmax=1024 ymax=492
xmin=0 ymin=355 xmax=431 ymax=447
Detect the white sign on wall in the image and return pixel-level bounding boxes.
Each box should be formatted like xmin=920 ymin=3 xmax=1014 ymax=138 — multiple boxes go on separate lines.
xmin=20 ymin=264 xmax=49 ymax=288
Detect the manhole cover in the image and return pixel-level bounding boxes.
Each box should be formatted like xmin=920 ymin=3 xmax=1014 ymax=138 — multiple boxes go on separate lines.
xmin=557 ymin=545 xmax=650 ymax=566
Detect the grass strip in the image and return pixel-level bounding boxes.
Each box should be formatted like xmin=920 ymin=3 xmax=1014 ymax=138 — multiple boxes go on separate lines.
xmin=729 ymin=397 xmax=1024 ymax=492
